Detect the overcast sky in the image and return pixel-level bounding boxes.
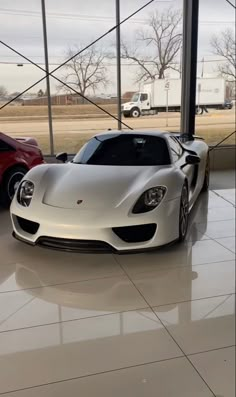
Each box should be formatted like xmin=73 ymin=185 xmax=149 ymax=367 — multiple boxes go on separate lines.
xmin=0 ymin=0 xmax=235 ymax=94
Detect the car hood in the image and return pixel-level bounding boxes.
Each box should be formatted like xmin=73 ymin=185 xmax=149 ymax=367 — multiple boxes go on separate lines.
xmin=123 ymin=102 xmax=137 ymax=107
xmin=42 ymin=163 xmax=167 ymax=209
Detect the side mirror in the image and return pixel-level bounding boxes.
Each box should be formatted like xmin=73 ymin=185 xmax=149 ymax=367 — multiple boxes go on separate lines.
xmin=56 ymin=152 xmax=68 ymax=163
xmin=186 ymin=154 xmax=200 ymax=165
xmin=181 ymin=154 xmax=200 ymax=169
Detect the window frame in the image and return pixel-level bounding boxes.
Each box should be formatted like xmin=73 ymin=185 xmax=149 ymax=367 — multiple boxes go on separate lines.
xmin=73 ymin=134 xmax=171 ymax=166
xmin=168 ymin=136 xmax=184 ymax=163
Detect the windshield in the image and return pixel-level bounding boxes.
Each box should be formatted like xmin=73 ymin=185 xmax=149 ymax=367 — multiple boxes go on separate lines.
xmin=72 ymin=134 xmax=170 ymax=166
xmin=131 ymin=93 xmax=140 ymax=102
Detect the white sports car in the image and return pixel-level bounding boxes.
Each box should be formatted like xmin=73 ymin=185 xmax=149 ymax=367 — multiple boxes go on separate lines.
xmin=10 ymin=131 xmax=209 ymax=253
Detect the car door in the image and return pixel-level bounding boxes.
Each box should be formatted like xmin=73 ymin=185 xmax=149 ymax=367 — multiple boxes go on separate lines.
xmin=168 ymin=137 xmax=195 ymax=198
xmin=140 ymin=93 xmax=150 ymax=110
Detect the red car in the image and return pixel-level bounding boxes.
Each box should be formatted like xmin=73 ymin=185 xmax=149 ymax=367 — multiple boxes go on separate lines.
xmin=0 ymin=132 xmax=44 ymax=206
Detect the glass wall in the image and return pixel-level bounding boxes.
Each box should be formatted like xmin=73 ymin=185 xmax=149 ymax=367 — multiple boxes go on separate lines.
xmin=196 ymin=0 xmax=235 ymax=145
xmin=0 ymin=0 xmax=235 ymax=154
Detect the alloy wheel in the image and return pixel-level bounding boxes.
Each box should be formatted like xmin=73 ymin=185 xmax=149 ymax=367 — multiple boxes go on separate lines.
xmin=179 ymin=185 xmax=189 ymax=239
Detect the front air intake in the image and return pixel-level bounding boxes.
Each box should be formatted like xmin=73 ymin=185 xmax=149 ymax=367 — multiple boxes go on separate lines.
xmin=112 ymin=224 xmax=156 ymax=243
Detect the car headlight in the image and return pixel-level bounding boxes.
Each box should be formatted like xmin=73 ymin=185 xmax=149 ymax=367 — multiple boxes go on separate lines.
xmin=132 ymin=186 xmax=167 ymax=214
xmin=17 ymin=180 xmax=34 ymax=207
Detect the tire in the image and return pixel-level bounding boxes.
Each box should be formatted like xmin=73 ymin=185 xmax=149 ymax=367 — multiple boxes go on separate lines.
xmin=196 ymin=107 xmax=203 ymax=115
xmin=178 ymin=183 xmax=189 ymax=242
xmin=130 ymin=107 xmax=141 ymax=118
xmin=202 ymin=153 xmax=210 ymax=192
xmin=123 ymin=112 xmax=130 ymax=118
xmin=1 ymin=166 xmax=27 ymax=207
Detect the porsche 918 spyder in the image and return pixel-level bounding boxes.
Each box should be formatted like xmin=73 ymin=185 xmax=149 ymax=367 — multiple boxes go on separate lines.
xmin=10 ymin=131 xmax=209 ymax=253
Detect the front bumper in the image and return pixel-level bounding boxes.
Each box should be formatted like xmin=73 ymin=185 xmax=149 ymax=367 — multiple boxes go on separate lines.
xmin=122 ymin=110 xmax=131 ymax=116
xmin=10 ymin=198 xmax=180 ymax=252
xmin=12 ymin=232 xmax=116 ymax=253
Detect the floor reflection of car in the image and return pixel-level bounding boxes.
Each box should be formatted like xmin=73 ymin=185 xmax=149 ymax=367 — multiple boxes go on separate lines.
xmin=14 ymin=262 xmax=198 ymax=312
xmin=0 ymin=132 xmax=44 ymax=206
xmin=15 ymin=266 xmax=141 ymax=310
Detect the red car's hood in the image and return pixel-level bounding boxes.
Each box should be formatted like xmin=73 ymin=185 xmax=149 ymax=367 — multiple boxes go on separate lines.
xmin=15 ymin=137 xmax=38 ymax=147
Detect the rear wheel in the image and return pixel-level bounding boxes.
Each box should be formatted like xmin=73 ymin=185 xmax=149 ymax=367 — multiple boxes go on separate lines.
xmin=1 ymin=166 xmax=27 ymax=207
xmin=202 ymin=153 xmax=210 ymax=192
xmin=178 ymin=183 xmax=189 ymax=242
xmin=196 ymin=107 xmax=203 ymax=115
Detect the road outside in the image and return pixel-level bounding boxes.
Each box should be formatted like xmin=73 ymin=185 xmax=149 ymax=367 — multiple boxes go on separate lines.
xmin=0 ymin=106 xmax=235 ymax=154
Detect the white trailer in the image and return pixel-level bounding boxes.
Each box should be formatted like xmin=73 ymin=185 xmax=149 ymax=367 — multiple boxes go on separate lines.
xmin=121 ymin=78 xmax=228 ymax=117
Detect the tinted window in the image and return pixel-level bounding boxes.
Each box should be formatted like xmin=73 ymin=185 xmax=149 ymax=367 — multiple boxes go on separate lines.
xmin=73 ymin=134 xmax=170 ymax=166
xmin=0 ymin=139 xmax=14 ymax=152
xmin=140 ymin=93 xmax=148 ymax=101
xmin=168 ymin=137 xmax=183 ymax=162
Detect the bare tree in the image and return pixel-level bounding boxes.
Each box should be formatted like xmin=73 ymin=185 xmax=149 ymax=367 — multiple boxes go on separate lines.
xmin=211 ymin=29 xmax=236 ymax=80
xmin=121 ymin=8 xmax=182 ymax=82
xmin=60 ymin=45 xmax=109 ymax=99
xmin=0 ymin=85 xmax=8 ymax=97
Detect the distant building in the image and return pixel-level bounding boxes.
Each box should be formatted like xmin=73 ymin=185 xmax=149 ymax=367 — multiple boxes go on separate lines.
xmin=22 ymin=93 xmax=119 ymax=106
xmin=22 ymin=94 xmax=79 ymax=106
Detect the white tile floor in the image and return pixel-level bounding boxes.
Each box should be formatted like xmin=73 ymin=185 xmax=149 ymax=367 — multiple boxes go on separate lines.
xmin=0 ymin=186 xmax=235 ymax=396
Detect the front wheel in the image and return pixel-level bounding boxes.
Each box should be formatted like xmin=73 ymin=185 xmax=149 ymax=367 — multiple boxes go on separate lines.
xmin=178 ymin=183 xmax=189 ymax=242
xmin=130 ymin=107 xmax=141 ymax=118
xmin=1 ymin=166 xmax=27 ymax=207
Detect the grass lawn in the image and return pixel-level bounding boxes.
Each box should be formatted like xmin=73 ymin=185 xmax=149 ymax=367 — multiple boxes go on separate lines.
xmin=37 ymin=126 xmax=235 ymax=154
xmin=0 ymin=104 xmax=117 ymax=119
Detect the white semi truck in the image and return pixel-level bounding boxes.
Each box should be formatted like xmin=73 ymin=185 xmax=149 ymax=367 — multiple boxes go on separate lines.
xmin=121 ymin=78 xmax=230 ymax=117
